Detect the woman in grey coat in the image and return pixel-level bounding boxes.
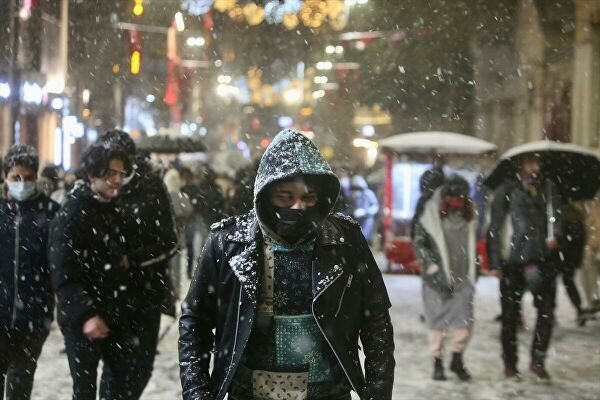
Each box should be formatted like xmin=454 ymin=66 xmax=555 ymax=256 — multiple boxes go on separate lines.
xmin=413 ymin=175 xmax=477 ymax=381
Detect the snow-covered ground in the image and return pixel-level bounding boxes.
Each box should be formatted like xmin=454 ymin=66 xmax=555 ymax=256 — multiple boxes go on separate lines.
xmin=32 ymin=272 xmax=600 ymax=399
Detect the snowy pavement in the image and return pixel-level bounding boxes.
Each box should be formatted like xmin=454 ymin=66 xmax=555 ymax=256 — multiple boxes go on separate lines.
xmin=32 ymin=274 xmax=600 ymax=399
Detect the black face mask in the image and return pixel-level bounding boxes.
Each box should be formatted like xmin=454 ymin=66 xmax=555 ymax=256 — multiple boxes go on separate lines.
xmin=271 ymin=205 xmax=320 ymax=243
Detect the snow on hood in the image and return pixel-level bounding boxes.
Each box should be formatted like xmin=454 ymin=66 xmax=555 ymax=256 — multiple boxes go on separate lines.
xmin=254 ymin=128 xmax=340 ymax=233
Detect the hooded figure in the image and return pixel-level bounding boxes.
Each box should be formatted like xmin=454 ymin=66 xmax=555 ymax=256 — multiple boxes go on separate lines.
xmin=179 ymin=129 xmax=395 ymax=400
xmin=413 ymin=174 xmax=477 ymax=382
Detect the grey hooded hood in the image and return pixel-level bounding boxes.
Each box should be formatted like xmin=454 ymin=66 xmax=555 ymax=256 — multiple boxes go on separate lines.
xmin=253 ymin=129 xmax=341 ymax=240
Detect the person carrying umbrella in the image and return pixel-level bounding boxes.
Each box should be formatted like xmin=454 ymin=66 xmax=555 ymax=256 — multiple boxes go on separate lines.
xmin=487 ymin=153 xmax=562 ymax=383
xmin=486 ymin=140 xmax=600 ymax=383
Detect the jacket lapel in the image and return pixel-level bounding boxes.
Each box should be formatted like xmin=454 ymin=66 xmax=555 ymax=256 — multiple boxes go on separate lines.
xmin=312 ymin=218 xmax=348 ymax=298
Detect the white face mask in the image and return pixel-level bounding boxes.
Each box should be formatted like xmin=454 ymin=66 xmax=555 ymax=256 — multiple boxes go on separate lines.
xmin=7 ymin=181 xmax=37 ymax=201
xmin=122 ymin=164 xmax=137 ymax=186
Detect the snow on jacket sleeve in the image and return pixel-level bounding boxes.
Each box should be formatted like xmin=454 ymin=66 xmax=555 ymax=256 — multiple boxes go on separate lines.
xmin=129 ymin=176 xmax=179 ymax=268
xmin=354 ymin=225 xmax=395 ymax=400
xmin=179 ymin=232 xmax=219 ymax=400
xmin=49 ymin=208 xmax=97 ymax=329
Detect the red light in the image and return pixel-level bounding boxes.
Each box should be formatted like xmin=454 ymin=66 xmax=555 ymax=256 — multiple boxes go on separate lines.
xmin=260 ymin=138 xmax=270 ymax=148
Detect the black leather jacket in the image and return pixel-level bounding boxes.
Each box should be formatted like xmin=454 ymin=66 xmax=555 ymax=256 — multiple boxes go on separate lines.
xmin=179 ymin=212 xmax=395 ymax=400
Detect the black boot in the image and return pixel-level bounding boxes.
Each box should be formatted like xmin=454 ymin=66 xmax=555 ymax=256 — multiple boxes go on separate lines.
xmin=530 ymin=360 xmax=551 ymax=384
xmin=433 ymin=357 xmax=446 ymax=381
xmin=450 ymin=352 xmax=471 ymax=381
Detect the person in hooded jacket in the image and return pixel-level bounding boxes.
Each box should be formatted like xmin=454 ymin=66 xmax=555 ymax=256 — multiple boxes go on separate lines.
xmin=349 ymin=175 xmax=379 ymax=243
xmin=487 ymin=154 xmax=563 ymax=383
xmin=179 ymin=129 xmax=395 ymax=400
xmin=413 ymin=175 xmax=477 ymax=382
xmin=0 ymin=145 xmax=59 ymax=400
xmin=49 ymin=144 xmax=133 ymax=400
xmin=410 ymin=167 xmax=445 ymax=240
xmin=98 ymin=130 xmax=179 ymax=398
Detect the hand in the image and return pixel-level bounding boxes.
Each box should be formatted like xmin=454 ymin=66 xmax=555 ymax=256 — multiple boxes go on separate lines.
xmin=546 ymin=237 xmax=559 ymax=250
xmin=487 ymin=269 xmax=503 ymax=278
xmin=83 ymin=316 xmax=110 ymax=340
xmin=425 ymin=264 xmax=440 ymax=275
xmin=121 ymin=256 xmax=130 ymax=269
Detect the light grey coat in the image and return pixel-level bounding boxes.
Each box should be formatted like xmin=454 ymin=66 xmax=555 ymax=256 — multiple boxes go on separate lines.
xmin=413 ymin=189 xmax=477 ymax=330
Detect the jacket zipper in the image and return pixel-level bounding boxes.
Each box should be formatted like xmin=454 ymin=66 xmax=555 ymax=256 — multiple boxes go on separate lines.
xmin=217 ymin=286 xmax=242 ymax=400
xmin=10 ymin=204 xmax=21 ymax=329
xmin=335 ymin=274 xmax=353 ymax=318
xmin=312 ymin=272 xmax=360 ymax=395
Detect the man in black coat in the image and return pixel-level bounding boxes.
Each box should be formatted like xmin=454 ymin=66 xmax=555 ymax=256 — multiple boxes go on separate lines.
xmin=179 ymin=129 xmax=395 ymax=400
xmin=49 ymin=145 xmax=133 ymax=400
xmin=1 ymin=145 xmax=59 ymax=400
xmin=99 ymin=130 xmax=178 ymax=397
xmin=487 ymin=154 xmax=563 ymax=383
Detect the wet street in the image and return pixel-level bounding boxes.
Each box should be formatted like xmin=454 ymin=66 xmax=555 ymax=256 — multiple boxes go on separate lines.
xmin=32 ymin=265 xmax=600 ymax=400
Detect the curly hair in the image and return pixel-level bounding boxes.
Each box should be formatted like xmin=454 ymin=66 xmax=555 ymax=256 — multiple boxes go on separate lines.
xmin=80 ymin=144 xmax=131 ymax=180
xmin=98 ymin=129 xmax=136 ymax=156
xmin=3 ymin=144 xmax=39 ymax=176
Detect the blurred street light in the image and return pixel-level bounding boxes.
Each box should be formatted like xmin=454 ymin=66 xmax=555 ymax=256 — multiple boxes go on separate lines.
xmin=353 ymin=138 xmax=378 ymax=149
xmin=314 ymin=76 xmax=328 ymax=84
xmin=146 ymin=94 xmax=155 ymax=103
xmin=175 ymin=12 xmax=185 ymax=31
xmin=217 ymin=74 xmax=232 ymax=83
xmin=130 ymin=50 xmax=141 ymax=74
xmin=316 ymin=61 xmax=333 ymax=70
xmin=283 ymin=88 xmax=302 ymax=104
xmin=133 ymin=0 xmax=144 ymax=16
xmin=82 ymin=89 xmax=90 ymax=104
xmin=186 ymin=37 xmax=205 ymax=47
xmin=23 ymin=82 xmax=42 ymax=104
xmin=216 ymin=84 xmax=239 ymax=97
xmin=325 ymin=45 xmax=335 ymax=54
xmin=51 ymin=98 xmax=64 ymax=110
xmin=0 ymin=82 xmax=10 ymax=99
xmin=312 ymin=90 xmax=325 ymax=99
xmin=335 ymin=45 xmax=344 ymax=54
xmin=345 ymin=0 xmax=357 ymax=6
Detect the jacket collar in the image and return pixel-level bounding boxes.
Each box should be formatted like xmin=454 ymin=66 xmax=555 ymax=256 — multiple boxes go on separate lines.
xmin=226 ymin=212 xmax=351 ymax=306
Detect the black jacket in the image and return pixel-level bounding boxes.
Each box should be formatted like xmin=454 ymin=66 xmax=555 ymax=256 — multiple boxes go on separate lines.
xmin=117 ymin=161 xmax=178 ymax=306
xmin=49 ymin=183 xmax=129 ymax=331
xmin=179 ymin=129 xmax=394 ymax=400
xmin=487 ymin=180 xmax=563 ymax=269
xmin=179 ymin=212 xmax=394 ymax=400
xmin=0 ymin=193 xmax=58 ymax=333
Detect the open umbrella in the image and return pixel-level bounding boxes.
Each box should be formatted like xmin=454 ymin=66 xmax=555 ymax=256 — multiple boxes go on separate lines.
xmin=136 ymin=135 xmax=206 ymax=154
xmin=378 ymin=131 xmax=497 ymax=155
xmin=484 ymin=140 xmax=600 ymax=201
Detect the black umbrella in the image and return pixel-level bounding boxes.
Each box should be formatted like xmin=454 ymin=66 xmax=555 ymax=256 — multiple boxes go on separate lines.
xmin=136 ymin=135 xmax=206 ymax=154
xmin=484 ymin=140 xmax=600 ymax=201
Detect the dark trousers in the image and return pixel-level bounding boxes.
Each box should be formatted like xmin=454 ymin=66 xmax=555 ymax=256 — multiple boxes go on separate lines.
xmin=561 ymin=265 xmax=582 ymax=312
xmin=99 ymin=306 xmax=162 ymax=400
xmin=0 ymin=328 xmax=48 ymax=400
xmin=62 ymin=327 xmax=137 ymax=400
xmin=500 ymin=264 xmax=557 ymax=369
